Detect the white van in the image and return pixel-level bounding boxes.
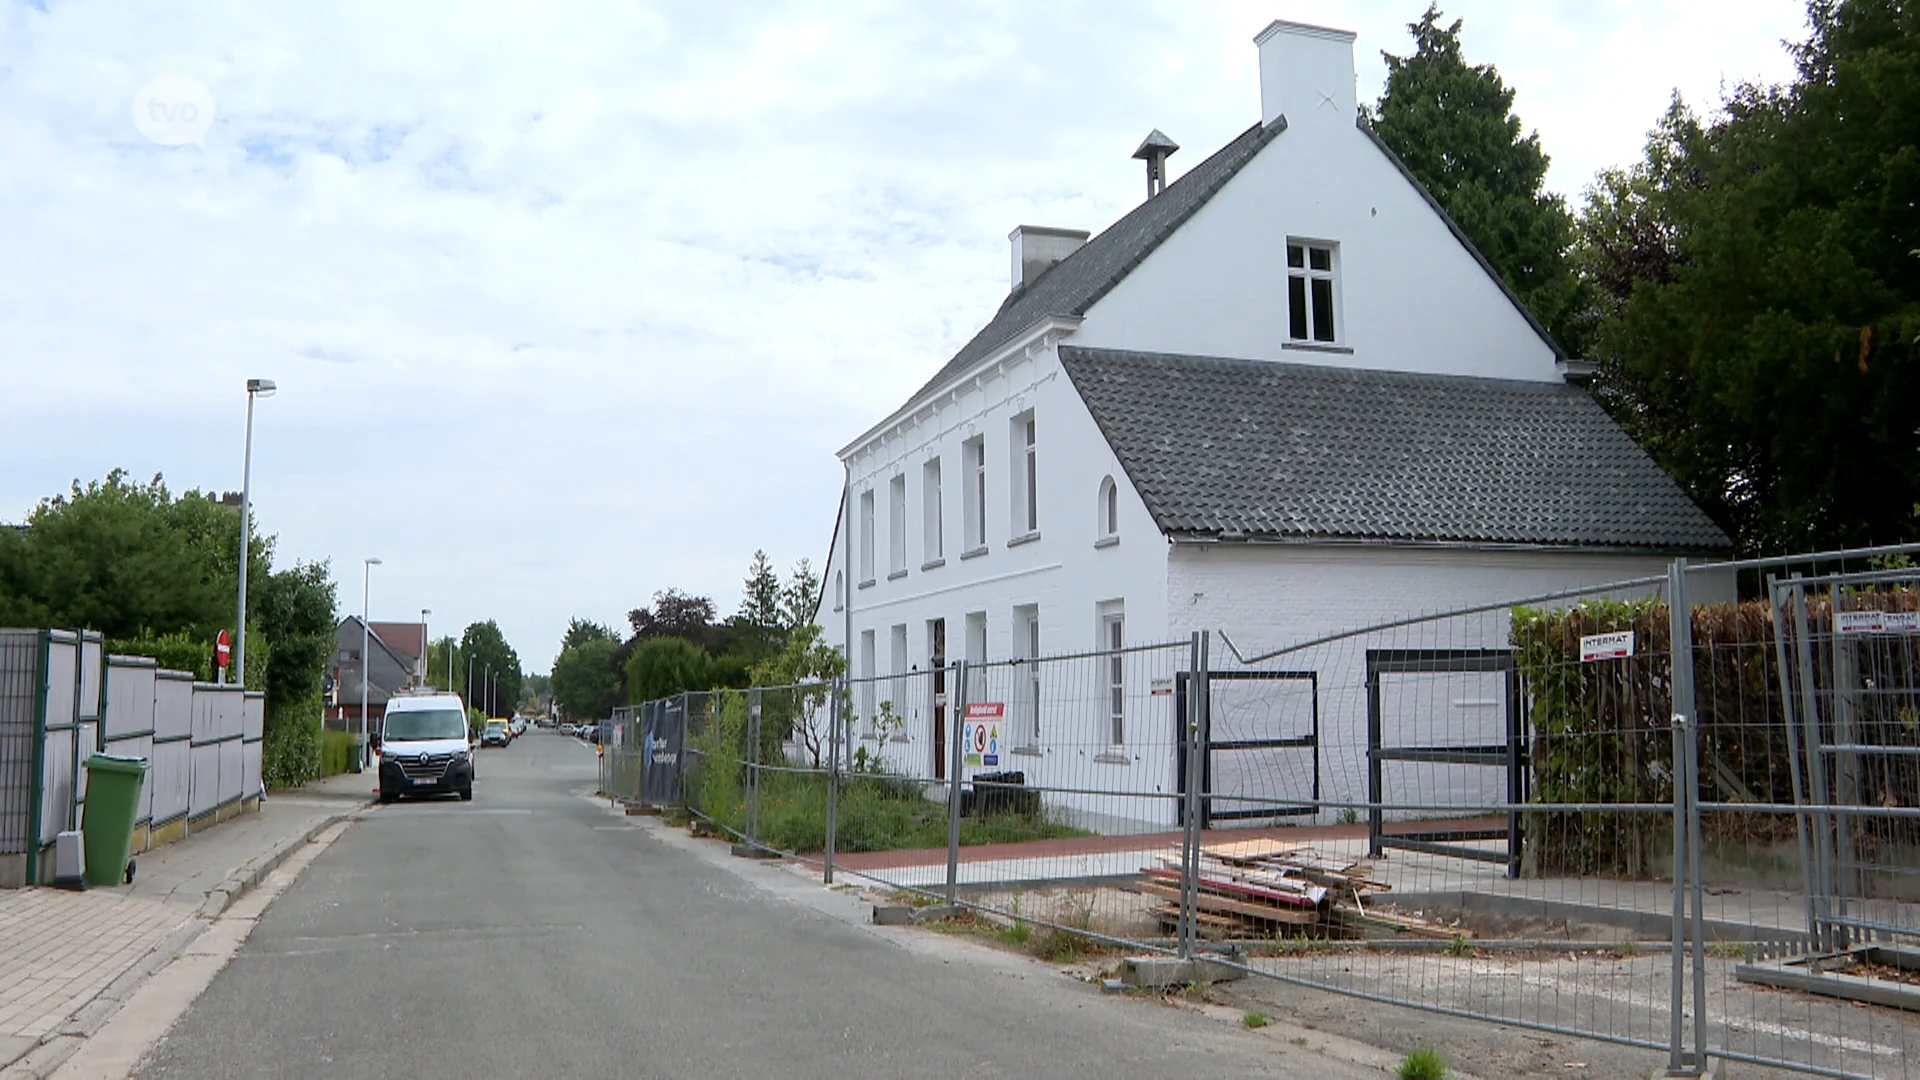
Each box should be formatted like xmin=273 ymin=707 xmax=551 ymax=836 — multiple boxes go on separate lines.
xmin=376 ymin=691 xmax=475 ymax=803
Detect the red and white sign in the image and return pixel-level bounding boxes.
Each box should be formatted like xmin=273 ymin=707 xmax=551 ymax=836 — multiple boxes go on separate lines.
xmin=1579 ymin=631 xmax=1635 ymax=662
xmin=214 ymin=629 xmax=233 ymax=669
xmin=1888 ymin=612 xmax=1920 ymax=633
xmin=963 ymin=702 xmax=1005 ymax=722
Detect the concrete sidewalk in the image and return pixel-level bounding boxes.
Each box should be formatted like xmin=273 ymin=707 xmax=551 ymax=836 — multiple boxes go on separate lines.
xmin=0 ymin=771 xmax=369 ymax=1078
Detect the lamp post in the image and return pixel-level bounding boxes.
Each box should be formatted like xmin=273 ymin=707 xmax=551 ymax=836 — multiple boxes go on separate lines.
xmin=359 ymin=557 xmax=382 ymax=770
xmin=420 ymin=608 xmax=431 ymax=688
xmin=232 ymin=378 xmax=276 ymax=686
xmin=466 ymin=656 xmax=475 ymax=714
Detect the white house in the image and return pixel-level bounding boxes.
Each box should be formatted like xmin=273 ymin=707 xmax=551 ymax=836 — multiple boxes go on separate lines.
xmin=815 ymin=20 xmax=1728 ymax=831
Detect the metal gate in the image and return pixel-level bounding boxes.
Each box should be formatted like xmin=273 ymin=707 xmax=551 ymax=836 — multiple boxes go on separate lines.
xmin=1175 ymin=669 xmax=1319 ymax=827
xmin=1365 ymin=647 xmax=1524 ymax=875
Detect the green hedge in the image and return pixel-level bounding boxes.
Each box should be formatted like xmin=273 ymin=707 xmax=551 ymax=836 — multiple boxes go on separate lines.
xmin=263 ymin=691 xmax=323 ymax=789
xmin=319 ymin=729 xmax=356 ymax=778
xmin=1512 ymin=589 xmax=1920 ymax=878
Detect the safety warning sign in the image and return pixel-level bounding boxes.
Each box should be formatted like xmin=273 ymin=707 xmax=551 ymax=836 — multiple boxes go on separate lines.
xmin=962 ymin=701 xmax=1004 ymax=771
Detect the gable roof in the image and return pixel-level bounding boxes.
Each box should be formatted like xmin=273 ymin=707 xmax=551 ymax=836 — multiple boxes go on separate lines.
xmin=1060 ymin=345 xmax=1730 ymax=552
xmin=367 ymin=621 xmax=424 ymax=662
xmin=899 ymin=119 xmax=1286 ymax=413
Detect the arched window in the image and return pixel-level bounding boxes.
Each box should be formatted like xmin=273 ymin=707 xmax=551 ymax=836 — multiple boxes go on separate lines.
xmin=834 ymin=570 xmax=845 ymax=611
xmin=1097 ymin=476 xmax=1119 ymax=543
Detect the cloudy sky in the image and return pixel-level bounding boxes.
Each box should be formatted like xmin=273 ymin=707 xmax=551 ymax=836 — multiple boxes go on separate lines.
xmin=0 ymin=0 xmax=1810 ymax=670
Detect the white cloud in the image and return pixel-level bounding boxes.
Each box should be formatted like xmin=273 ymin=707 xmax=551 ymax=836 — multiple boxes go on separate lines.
xmin=0 ymin=0 xmax=1810 ymax=669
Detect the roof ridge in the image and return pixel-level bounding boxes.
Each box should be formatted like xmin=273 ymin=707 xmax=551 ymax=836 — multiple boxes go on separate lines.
xmin=1059 ymin=344 xmax=1576 ymax=392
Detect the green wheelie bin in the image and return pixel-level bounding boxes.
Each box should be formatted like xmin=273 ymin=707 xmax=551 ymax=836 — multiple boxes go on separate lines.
xmin=81 ymin=753 xmax=149 ymax=887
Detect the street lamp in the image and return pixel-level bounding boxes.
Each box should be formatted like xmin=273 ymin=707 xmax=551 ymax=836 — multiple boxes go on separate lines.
xmin=420 ymin=608 xmax=432 ymax=688
xmin=232 ymin=378 xmax=276 ymax=686
xmin=359 ymin=557 xmax=382 ymax=770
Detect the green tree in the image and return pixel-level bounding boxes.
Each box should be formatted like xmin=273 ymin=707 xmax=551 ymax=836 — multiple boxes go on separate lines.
xmin=739 ymin=550 xmax=783 ymax=633
xmin=561 ymin=617 xmax=617 ymax=653
xmin=1373 ymin=4 xmax=1583 ymax=353
xmin=623 ymin=636 xmax=714 ymax=704
xmin=779 ymin=558 xmax=821 ymax=632
xmin=749 ymin=623 xmax=847 ymax=766
xmin=1586 ymin=0 xmax=1920 ymax=552
xmin=426 ymin=635 xmax=463 ymax=692
xmin=551 ymin=638 xmax=620 ymax=720
xmin=459 ymin=620 xmax=524 ymax=717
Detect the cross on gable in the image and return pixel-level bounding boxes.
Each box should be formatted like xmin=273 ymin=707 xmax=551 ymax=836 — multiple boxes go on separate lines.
xmin=1316 ymin=88 xmax=1338 ymax=111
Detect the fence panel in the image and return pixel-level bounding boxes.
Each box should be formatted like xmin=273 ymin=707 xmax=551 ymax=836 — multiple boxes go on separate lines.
xmin=0 ymin=631 xmax=40 ymax=859
xmin=1204 ymin=573 xmax=1691 ymax=1060
xmin=1694 ymin=556 xmax=1920 ymax=1079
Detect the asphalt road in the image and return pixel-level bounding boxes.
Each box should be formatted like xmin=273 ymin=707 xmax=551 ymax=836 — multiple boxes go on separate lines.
xmin=138 ymin=731 xmax=1353 ymax=1079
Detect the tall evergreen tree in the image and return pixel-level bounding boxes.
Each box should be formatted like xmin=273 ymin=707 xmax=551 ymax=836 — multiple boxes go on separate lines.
xmin=1585 ymin=0 xmax=1920 ymax=553
xmin=1373 ymin=4 xmax=1583 ymax=354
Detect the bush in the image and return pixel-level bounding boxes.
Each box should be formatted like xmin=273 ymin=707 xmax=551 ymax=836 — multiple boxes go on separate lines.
xmin=263 ymin=691 xmax=324 ymax=789
xmin=319 ymin=729 xmax=356 ymax=777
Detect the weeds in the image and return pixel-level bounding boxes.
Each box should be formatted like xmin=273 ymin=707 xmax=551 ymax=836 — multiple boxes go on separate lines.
xmin=1615 ymin=940 xmax=1644 ymax=959
xmin=997 ymin=920 xmax=1033 ymax=947
xmin=1176 ymin=979 xmax=1212 ymax=1004
xmin=1242 ymin=1011 xmax=1270 ymax=1029
xmin=1396 ymin=1048 xmax=1448 ymax=1080
xmin=1445 ymin=934 xmax=1474 ymax=958
xmin=1336 ymin=808 xmax=1360 ymax=826
xmin=1709 ymin=941 xmax=1749 ymax=960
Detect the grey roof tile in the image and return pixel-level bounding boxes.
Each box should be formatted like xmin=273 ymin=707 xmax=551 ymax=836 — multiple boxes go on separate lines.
xmin=1059 ymin=346 xmax=1731 ymax=551
xmin=900 ymin=120 xmax=1284 ymax=412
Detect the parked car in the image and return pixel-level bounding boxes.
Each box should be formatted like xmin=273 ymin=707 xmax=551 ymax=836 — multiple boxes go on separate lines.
xmin=480 ymin=719 xmax=511 ymax=747
xmin=375 ymin=692 xmax=474 ymax=803
xmin=559 ymin=723 xmax=578 ymax=736
xmin=509 ymin=717 xmax=529 ymax=739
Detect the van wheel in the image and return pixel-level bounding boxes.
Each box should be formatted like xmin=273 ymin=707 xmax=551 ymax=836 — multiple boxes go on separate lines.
xmin=459 ymin=787 xmax=473 ymax=802
xmin=378 ymin=789 xmax=396 ymax=805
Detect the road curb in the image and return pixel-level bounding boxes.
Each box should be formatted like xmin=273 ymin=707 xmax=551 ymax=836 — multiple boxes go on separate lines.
xmin=197 ymin=811 xmax=354 ymax=920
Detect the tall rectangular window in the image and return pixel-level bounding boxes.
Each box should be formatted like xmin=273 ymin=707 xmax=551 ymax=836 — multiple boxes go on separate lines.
xmin=965 ymin=611 xmax=987 ymax=704
xmin=858 ymin=630 xmax=876 ymax=732
xmin=888 ymin=623 xmax=909 ymax=736
xmin=922 ymin=458 xmax=943 ymax=564
xmin=1015 ymin=605 xmax=1041 ymax=742
xmin=962 ymin=436 xmax=986 ymax=551
xmin=858 ymin=489 xmax=875 ymax=584
xmin=1009 ymin=412 xmax=1038 ymax=537
xmin=1100 ymin=603 xmax=1125 ymax=745
xmin=888 ymin=474 xmax=907 ymax=576
xmin=1286 ymin=240 xmax=1338 ymax=343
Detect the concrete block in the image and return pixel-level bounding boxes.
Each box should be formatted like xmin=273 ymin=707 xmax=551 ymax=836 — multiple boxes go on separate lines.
xmin=871 ymin=904 xmax=914 ymax=926
xmin=1650 ymin=1060 xmax=1726 ymax=1080
xmin=908 ymin=905 xmax=962 ymax=924
xmin=729 ymin=843 xmax=779 ymax=860
xmin=625 ymin=804 xmax=662 ymax=817
xmin=1116 ymin=956 xmax=1247 ymax=989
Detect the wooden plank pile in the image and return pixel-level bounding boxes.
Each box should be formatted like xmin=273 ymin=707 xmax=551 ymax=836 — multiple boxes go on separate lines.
xmin=1139 ymin=838 xmax=1461 ymax=939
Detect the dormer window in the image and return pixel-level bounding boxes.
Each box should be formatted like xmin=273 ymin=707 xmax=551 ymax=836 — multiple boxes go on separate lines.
xmin=1287 ymin=240 xmax=1338 ymax=343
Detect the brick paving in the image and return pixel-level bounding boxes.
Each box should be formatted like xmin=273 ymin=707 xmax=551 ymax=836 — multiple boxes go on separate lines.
xmin=0 ymin=770 xmax=370 ymax=1074
xmin=0 ymin=888 xmax=191 ymax=1043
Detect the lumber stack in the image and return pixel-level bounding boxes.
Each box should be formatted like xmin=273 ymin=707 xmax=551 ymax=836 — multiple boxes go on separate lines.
xmin=1140 ymin=838 xmax=1458 ymax=939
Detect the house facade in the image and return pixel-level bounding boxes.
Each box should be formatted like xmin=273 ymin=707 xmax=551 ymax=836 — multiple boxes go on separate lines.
xmin=330 ymin=617 xmax=420 ymax=733
xmin=816 ymin=20 xmax=1728 ymax=828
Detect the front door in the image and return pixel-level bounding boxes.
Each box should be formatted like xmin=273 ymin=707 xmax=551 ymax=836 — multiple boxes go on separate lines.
xmin=929 ymin=619 xmax=947 ymax=780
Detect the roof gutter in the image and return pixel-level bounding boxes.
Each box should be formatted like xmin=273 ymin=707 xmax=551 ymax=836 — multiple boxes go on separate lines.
xmin=1165 ymin=531 xmax=1733 ymax=558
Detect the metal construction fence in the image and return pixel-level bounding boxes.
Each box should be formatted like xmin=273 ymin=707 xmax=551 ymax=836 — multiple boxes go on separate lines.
xmin=598 ymin=544 xmax=1920 ymax=1079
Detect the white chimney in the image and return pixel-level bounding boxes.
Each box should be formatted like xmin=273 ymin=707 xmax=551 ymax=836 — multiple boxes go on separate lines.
xmin=1008 ymin=225 xmax=1089 ymax=291
xmin=1253 ymin=19 xmax=1357 ymax=130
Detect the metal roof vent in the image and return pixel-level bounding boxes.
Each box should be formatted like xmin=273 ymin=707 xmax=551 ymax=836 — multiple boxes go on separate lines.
xmin=1132 ymin=129 xmax=1180 ymax=198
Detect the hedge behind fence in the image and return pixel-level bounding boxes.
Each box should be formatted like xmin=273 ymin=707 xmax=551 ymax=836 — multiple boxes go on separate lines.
xmin=1511 ymin=588 xmax=1920 ymax=878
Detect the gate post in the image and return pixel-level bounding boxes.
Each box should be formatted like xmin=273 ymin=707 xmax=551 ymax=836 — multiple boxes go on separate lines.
xmin=825 ymin=676 xmax=843 ymax=885
xmin=1178 ymin=632 xmax=1208 ymax=960
xmin=1665 ymin=557 xmax=1708 ymax=1075
xmin=944 ymin=660 xmax=969 ymax=906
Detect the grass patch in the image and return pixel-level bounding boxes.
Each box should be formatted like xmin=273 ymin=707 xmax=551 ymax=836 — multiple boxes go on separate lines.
xmin=1031 ymin=927 xmax=1098 ymax=963
xmin=690 ymin=766 xmax=1090 ymax=854
xmin=1709 ymin=941 xmax=1749 ymax=960
xmin=1615 ymin=940 xmax=1645 ymax=959
xmin=1396 ymin=1048 xmax=1448 ymax=1080
xmin=997 ymin=920 xmax=1033 ymax=946
xmin=1445 ymin=934 xmax=1474 ymax=959
xmin=889 ymin=888 xmax=944 ymax=909
xmin=1242 ymin=1011 xmax=1269 ymax=1029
